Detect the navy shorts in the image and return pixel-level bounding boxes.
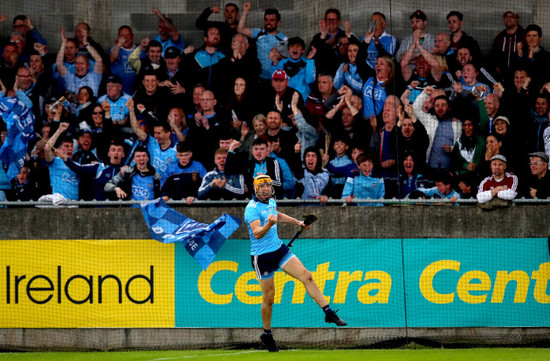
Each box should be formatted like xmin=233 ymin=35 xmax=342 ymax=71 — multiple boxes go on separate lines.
xmin=251 ymin=244 xmax=295 ymax=280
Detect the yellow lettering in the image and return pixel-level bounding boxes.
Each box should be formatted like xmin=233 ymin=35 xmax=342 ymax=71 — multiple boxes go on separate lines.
xmin=197 ymin=261 xmax=236 ymax=305
xmin=357 ymin=271 xmax=392 ymax=304
xmin=235 ymin=271 xmax=262 ymax=304
xmin=532 ymin=262 xmax=550 ymax=303
xmin=333 ymin=271 xmax=363 ymax=303
xmin=274 ymin=272 xmax=306 ymax=304
xmin=457 ymin=271 xmax=491 ymax=304
xmin=311 ymin=262 xmax=334 ymax=304
xmin=491 ymin=270 xmax=530 ymax=303
xmin=419 ymin=260 xmax=460 ymax=304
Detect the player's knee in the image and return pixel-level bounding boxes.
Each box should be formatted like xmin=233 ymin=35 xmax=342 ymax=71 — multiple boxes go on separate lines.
xmin=301 ymin=270 xmax=314 ymax=284
xmin=263 ymin=289 xmax=275 ymax=304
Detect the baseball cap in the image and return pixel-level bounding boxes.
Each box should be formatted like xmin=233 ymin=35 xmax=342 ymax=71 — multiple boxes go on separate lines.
xmin=493 ymin=116 xmax=510 ymax=126
xmin=272 ymin=69 xmax=288 ymax=81
xmin=528 ymin=151 xmax=549 ymax=163
xmin=164 ymin=46 xmax=180 ymax=59
xmin=490 ymin=154 xmax=507 ymax=163
xmin=78 ymin=128 xmax=93 ymax=137
xmin=503 ymin=10 xmax=519 ymax=18
xmin=105 ymin=74 xmax=121 ymax=84
xmin=410 ymin=10 xmax=427 ymax=21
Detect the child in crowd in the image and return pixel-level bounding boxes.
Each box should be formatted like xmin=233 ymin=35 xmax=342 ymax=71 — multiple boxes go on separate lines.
xmin=342 ymin=153 xmax=385 ymax=206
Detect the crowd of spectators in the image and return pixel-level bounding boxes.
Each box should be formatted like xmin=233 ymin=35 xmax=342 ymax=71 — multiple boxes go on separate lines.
xmin=0 ymin=5 xmax=549 ymax=206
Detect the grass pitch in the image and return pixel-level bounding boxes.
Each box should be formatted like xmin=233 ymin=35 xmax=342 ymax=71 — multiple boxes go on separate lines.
xmin=1 ymin=348 xmax=550 ymax=361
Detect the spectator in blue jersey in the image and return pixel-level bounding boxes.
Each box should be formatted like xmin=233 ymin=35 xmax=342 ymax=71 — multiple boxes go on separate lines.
xmin=127 ymin=98 xmax=177 ymax=184
xmin=152 ymin=7 xmax=185 ymax=54
xmin=105 ymin=146 xmax=161 ymax=202
xmin=238 ymin=3 xmax=288 ymax=81
xmin=161 ymin=141 xmax=207 ymax=204
xmin=322 ymin=135 xmax=356 ymax=200
xmin=109 ymin=25 xmax=137 ymax=95
xmin=362 ymin=56 xmax=402 ymax=120
xmin=418 ymin=171 xmax=460 ymax=203
xmin=98 ymin=75 xmax=131 ymax=130
xmin=271 ymin=37 xmax=316 ymax=102
xmin=64 ymin=140 xmax=125 ymax=200
xmin=55 ymin=28 xmax=104 ymax=97
xmin=198 ymin=148 xmax=246 ymax=200
xmin=334 ymin=37 xmax=367 ymax=94
xmin=51 ymin=35 xmax=78 ymax=90
xmin=342 ymin=153 xmax=385 ymax=206
xmin=295 ymin=146 xmax=329 ymax=201
xmin=362 ymin=12 xmax=397 ymax=69
xmin=37 ymin=122 xmax=79 ymax=205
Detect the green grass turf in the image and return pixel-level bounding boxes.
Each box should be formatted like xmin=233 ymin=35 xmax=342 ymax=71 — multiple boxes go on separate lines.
xmin=1 ymin=349 xmax=550 ymax=361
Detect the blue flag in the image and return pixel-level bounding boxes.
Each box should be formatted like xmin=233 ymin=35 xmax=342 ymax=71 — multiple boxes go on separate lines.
xmin=0 ymin=96 xmax=35 ymax=180
xmin=141 ymin=198 xmax=241 ymax=270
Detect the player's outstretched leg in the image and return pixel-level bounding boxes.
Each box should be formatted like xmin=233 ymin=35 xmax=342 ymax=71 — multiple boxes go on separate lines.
xmin=282 ymin=256 xmax=347 ymax=327
xmin=260 ymin=331 xmax=278 ymax=352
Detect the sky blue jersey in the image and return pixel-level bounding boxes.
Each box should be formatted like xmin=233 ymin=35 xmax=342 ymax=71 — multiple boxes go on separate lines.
xmin=244 ymin=198 xmax=282 ymax=256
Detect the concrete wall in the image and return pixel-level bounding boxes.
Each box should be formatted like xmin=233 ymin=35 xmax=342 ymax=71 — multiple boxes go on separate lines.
xmin=1 ymin=204 xmax=549 ymax=240
xmin=1 ymin=205 xmax=549 ymax=350
xmin=0 ymin=0 xmax=546 ymax=56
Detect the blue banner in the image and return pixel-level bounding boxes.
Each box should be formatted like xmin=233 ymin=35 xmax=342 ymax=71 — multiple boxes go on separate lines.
xmin=141 ymin=199 xmax=241 ymax=270
xmin=0 ymin=96 xmax=35 ymax=180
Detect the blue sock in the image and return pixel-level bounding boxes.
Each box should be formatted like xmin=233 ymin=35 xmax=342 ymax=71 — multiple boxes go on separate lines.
xmin=263 ymin=329 xmax=272 ymax=334
xmin=322 ymin=305 xmax=333 ymax=314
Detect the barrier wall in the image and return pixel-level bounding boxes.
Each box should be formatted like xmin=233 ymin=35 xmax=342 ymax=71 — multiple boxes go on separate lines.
xmin=0 ymin=205 xmax=549 ymax=349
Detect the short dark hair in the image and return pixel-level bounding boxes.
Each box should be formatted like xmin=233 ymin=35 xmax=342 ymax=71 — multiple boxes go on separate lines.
xmin=287 ymin=37 xmax=305 ymax=49
xmin=118 ymin=25 xmax=133 ymax=33
xmin=371 ymin=12 xmax=386 ymax=22
xmin=325 ymin=8 xmax=340 ymax=19
xmin=525 ymin=24 xmax=542 ymax=37
xmin=154 ymin=122 xmax=171 ymax=133
xmin=225 ymin=3 xmax=239 ymax=12
xmin=146 ymin=40 xmax=162 ymax=52
xmin=252 ymin=137 xmax=268 ymax=147
xmin=12 ymin=15 xmax=27 ymax=24
xmin=356 ymin=153 xmax=373 ymax=165
xmin=264 ymin=8 xmax=281 ymax=22
xmin=134 ymin=146 xmax=149 ymax=156
xmin=176 ymin=141 xmax=192 ymax=153
xmin=446 ymin=11 xmax=463 ymax=21
xmin=434 ymin=171 xmax=452 ymax=185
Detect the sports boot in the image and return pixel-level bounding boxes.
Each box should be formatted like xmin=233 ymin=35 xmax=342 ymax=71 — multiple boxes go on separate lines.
xmin=325 ymin=310 xmax=347 ymax=326
xmin=260 ymin=332 xmax=278 ymax=352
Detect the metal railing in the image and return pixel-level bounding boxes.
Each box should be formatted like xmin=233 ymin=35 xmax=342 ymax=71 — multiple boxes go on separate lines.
xmin=0 ymin=197 xmax=548 ymax=208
